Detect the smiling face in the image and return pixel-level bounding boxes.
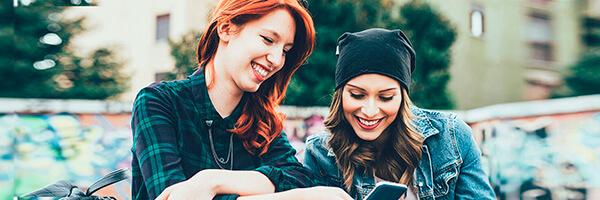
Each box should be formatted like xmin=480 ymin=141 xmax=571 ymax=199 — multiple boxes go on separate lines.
xmin=217 ymin=8 xmax=296 ymax=92
xmin=342 ymin=73 xmax=403 ymax=141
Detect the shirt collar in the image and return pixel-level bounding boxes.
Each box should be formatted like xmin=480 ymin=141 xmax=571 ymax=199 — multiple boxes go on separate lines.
xmin=189 ymin=70 xmax=245 ymax=129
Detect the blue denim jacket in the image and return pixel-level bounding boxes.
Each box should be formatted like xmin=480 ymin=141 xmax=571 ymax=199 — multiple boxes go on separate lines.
xmin=303 ymin=107 xmax=496 ymax=200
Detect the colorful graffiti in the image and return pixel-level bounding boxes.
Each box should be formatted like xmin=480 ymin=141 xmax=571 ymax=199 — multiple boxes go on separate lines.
xmin=0 ymin=113 xmax=132 ymax=199
xmin=471 ymin=111 xmax=600 ymax=200
xmin=2 ymin=102 xmax=599 ymax=200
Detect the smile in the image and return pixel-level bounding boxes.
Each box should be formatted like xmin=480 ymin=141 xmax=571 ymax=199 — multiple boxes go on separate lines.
xmin=355 ymin=116 xmax=383 ymax=130
xmin=252 ymin=62 xmax=269 ymax=82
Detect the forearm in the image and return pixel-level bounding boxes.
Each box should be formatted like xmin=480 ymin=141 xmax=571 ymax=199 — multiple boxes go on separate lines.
xmin=237 ymin=192 xmax=284 ymax=200
xmin=192 ymin=169 xmax=275 ymax=196
xmin=237 ymin=188 xmax=303 ymax=200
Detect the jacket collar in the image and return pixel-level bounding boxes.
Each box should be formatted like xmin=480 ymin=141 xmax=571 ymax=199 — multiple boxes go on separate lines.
xmin=410 ymin=106 xmax=440 ymax=140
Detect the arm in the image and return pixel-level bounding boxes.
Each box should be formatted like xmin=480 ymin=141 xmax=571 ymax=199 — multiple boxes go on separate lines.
xmin=252 ymin=131 xmax=317 ymax=192
xmin=174 ymin=132 xmax=315 ymax=199
xmin=132 ymin=87 xmax=187 ymax=199
xmin=303 ymin=135 xmax=333 ymax=187
xmin=453 ymin=117 xmax=496 ymax=199
xmin=237 ymin=186 xmax=353 ymax=200
xmin=156 ymin=169 xmax=271 ymax=200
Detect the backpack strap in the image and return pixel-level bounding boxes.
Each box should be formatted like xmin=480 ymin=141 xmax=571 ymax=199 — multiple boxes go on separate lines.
xmin=85 ymin=168 xmax=130 ymax=196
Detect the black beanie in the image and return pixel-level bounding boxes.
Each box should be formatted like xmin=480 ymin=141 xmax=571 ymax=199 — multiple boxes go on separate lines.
xmin=335 ymin=28 xmax=416 ymax=92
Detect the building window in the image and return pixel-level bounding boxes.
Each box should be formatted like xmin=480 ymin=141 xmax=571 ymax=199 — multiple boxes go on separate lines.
xmin=527 ymin=12 xmax=553 ymax=61
xmin=470 ymin=9 xmax=484 ymax=37
xmin=156 ymin=14 xmax=170 ymax=41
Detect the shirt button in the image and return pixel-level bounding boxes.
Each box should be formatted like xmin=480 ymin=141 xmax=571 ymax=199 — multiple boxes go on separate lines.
xmin=418 ymin=182 xmax=424 ymax=187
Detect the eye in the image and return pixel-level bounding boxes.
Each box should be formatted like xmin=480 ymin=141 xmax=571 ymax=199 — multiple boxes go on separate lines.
xmin=380 ymin=95 xmax=394 ymax=102
xmin=350 ymin=93 xmax=365 ymax=99
xmin=260 ymin=35 xmax=274 ymax=44
xmin=282 ymin=48 xmax=290 ymax=56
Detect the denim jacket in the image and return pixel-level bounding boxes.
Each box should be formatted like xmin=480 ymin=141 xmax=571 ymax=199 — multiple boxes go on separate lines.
xmin=303 ymin=107 xmax=496 ymax=200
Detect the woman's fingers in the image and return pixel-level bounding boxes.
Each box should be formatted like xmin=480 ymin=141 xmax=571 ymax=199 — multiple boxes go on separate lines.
xmin=155 ymin=186 xmax=172 ymax=200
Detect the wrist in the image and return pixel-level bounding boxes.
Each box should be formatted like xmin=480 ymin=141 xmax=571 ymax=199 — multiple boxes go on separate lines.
xmin=191 ymin=169 xmax=226 ymax=194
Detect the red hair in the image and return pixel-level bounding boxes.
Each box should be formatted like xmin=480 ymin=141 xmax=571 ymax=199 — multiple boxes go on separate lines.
xmin=197 ymin=0 xmax=315 ymax=155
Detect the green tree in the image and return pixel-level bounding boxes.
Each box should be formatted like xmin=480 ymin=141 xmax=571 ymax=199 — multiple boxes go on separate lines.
xmin=397 ymin=1 xmax=456 ymax=109
xmin=559 ymin=17 xmax=600 ymax=96
xmin=167 ymin=31 xmax=202 ymax=80
xmin=1 ymin=0 xmax=128 ymax=99
xmin=285 ymin=0 xmax=394 ymax=106
xmin=285 ymin=0 xmax=456 ymax=109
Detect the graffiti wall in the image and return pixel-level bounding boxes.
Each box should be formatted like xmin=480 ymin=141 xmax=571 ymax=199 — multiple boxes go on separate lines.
xmin=1 ymin=95 xmax=599 ymax=200
xmin=471 ymin=111 xmax=600 ymax=200
xmin=0 ymin=113 xmax=132 ymax=199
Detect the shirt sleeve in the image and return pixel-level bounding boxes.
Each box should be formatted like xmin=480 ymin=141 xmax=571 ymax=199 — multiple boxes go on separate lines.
xmin=452 ymin=116 xmax=496 ymax=199
xmin=131 ymin=87 xmax=187 ymax=199
xmin=253 ymin=132 xmax=317 ymax=192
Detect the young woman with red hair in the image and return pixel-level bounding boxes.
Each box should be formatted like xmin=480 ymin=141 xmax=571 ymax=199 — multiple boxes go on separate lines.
xmin=131 ymin=0 xmax=351 ymax=199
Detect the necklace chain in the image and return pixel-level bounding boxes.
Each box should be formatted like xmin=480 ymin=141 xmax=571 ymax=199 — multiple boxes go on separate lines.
xmin=206 ymin=120 xmax=234 ymax=170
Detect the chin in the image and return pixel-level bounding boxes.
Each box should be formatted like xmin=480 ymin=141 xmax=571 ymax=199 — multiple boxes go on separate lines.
xmin=240 ymin=83 xmax=261 ymax=92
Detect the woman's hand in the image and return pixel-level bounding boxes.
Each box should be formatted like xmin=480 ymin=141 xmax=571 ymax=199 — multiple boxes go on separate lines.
xmin=154 ymin=179 xmax=216 ymax=200
xmin=155 ymin=170 xmax=219 ymax=200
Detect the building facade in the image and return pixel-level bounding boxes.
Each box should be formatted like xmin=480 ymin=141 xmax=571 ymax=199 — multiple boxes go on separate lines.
xmin=64 ymin=0 xmax=216 ymax=102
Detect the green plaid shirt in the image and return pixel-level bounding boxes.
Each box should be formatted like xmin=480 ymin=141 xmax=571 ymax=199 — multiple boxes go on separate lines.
xmin=131 ymin=72 xmax=315 ymax=200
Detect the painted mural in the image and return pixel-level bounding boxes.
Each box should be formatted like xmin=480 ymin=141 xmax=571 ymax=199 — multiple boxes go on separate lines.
xmin=0 ymin=114 xmax=132 ymax=199
xmin=1 ymin=108 xmax=599 ymax=199
xmin=471 ymin=111 xmax=600 ymax=200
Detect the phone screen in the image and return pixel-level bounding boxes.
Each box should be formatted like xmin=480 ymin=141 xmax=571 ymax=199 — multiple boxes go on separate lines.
xmin=364 ymin=182 xmax=408 ymax=200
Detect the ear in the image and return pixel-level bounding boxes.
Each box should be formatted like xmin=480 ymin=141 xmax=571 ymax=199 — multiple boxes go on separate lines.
xmin=217 ymin=22 xmax=239 ymax=42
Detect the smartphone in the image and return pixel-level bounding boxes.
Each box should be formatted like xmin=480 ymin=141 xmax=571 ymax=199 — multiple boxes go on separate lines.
xmin=364 ymin=182 xmax=408 ymax=200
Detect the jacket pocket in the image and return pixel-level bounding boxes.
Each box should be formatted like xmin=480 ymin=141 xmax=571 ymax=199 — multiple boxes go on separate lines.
xmin=432 ymin=160 xmax=460 ymax=197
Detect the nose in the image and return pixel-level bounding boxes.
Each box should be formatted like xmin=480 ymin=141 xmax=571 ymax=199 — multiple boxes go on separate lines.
xmin=266 ymin=47 xmax=284 ymax=67
xmin=361 ymin=98 xmax=380 ymax=118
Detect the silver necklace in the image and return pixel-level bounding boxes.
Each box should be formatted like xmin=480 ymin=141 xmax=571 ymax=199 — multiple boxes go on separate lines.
xmin=206 ymin=120 xmax=234 ymax=170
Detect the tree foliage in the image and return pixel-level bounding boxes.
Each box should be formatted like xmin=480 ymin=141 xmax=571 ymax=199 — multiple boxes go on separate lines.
xmin=285 ymin=0 xmax=456 ymax=109
xmin=167 ymin=31 xmax=202 ymax=80
xmin=0 ymin=0 xmax=128 ymax=99
xmin=556 ymin=17 xmax=600 ymax=97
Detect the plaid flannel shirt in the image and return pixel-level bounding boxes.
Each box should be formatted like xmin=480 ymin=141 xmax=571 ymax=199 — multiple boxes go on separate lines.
xmin=131 ymin=72 xmax=314 ymax=200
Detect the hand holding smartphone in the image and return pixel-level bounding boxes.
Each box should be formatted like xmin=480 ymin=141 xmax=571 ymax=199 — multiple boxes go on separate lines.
xmin=364 ymin=182 xmax=408 ymax=200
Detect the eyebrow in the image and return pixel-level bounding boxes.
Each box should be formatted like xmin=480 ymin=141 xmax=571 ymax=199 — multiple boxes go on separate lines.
xmin=263 ymin=28 xmax=294 ymax=47
xmin=346 ymin=84 xmax=398 ymax=93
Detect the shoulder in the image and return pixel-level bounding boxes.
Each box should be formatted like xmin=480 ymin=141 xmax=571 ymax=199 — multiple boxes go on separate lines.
xmin=137 ymin=78 xmax=194 ymax=98
xmin=412 ymin=107 xmax=471 ymax=138
xmin=133 ymin=76 xmax=199 ymax=108
xmin=305 ymin=133 xmax=332 ymax=154
xmin=305 ymin=132 xmax=339 ymax=162
xmin=303 ymin=133 xmax=341 ymax=180
xmin=306 ymin=132 xmax=330 ymax=146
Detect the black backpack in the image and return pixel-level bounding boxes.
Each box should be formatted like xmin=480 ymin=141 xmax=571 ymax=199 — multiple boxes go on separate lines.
xmin=20 ymin=168 xmax=129 ymax=200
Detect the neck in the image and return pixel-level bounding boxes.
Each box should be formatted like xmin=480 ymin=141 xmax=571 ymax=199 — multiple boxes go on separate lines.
xmin=205 ymin=59 xmax=243 ymax=118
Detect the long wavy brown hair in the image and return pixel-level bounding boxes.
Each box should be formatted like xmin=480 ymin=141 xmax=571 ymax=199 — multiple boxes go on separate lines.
xmin=197 ymin=0 xmax=315 ymax=155
xmin=325 ymin=88 xmax=423 ymax=190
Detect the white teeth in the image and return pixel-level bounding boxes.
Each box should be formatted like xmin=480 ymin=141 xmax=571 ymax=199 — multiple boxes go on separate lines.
xmin=252 ymin=63 xmax=268 ymax=77
xmin=358 ymin=118 xmax=379 ymax=126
